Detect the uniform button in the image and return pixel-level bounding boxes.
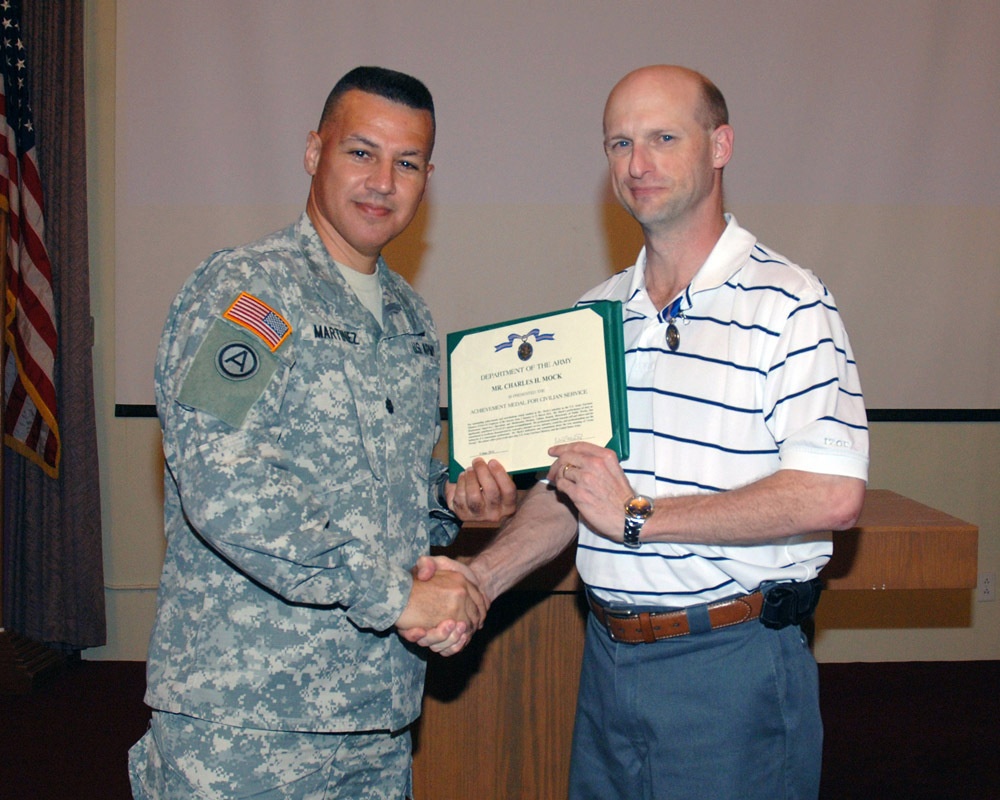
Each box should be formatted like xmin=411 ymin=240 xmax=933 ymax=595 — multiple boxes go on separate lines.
xmin=385 ymin=398 xmax=394 ymax=414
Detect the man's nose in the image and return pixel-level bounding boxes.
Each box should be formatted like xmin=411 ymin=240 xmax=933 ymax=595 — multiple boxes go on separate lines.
xmin=366 ymin=159 xmax=396 ymax=194
xmin=629 ymin=144 xmax=651 ymax=178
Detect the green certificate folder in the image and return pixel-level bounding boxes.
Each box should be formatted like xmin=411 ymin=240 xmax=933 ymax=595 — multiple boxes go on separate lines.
xmin=446 ymin=300 xmax=629 ymax=481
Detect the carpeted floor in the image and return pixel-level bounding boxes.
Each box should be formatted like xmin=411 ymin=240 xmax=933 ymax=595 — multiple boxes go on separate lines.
xmin=2 ymin=659 xmax=997 ymax=799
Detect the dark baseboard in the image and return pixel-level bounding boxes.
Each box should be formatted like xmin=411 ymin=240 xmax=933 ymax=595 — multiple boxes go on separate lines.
xmin=2 ymin=659 xmax=997 ymax=799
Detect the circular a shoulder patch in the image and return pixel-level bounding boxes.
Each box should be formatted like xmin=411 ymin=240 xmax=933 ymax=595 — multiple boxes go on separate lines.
xmin=216 ymin=341 xmax=260 ymax=381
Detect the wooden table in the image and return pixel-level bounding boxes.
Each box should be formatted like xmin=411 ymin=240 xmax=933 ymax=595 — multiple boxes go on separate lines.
xmin=411 ymin=489 xmax=979 ymax=799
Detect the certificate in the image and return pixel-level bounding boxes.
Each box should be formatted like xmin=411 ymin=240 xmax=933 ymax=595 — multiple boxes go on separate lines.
xmin=447 ymin=301 xmax=628 ymax=481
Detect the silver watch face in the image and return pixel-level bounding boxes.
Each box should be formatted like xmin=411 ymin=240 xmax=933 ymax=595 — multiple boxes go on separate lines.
xmin=625 ymin=495 xmax=654 ymax=520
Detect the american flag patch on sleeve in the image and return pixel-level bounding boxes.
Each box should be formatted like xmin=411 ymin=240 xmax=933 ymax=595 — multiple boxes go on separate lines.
xmin=223 ymin=292 xmax=292 ymax=351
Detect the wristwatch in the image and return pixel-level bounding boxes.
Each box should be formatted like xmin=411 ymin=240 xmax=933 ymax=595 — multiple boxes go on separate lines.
xmin=623 ymin=494 xmax=654 ymax=549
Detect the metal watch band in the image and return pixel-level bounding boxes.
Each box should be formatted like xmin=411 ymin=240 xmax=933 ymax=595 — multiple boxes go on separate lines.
xmin=623 ymin=517 xmax=644 ymax=549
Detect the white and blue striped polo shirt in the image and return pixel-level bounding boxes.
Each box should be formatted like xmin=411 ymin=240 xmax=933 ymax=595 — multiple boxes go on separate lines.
xmin=577 ymin=215 xmax=869 ymax=607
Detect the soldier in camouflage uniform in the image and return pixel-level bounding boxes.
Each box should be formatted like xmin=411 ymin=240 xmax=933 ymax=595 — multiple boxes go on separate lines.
xmin=129 ymin=66 xmax=514 ymax=800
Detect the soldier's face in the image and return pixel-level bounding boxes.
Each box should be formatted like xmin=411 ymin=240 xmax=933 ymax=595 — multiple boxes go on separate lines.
xmin=305 ymin=90 xmax=434 ymax=270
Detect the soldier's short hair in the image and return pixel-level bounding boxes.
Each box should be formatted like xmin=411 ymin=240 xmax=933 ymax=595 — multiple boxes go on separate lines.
xmin=318 ymin=66 xmax=435 ymax=137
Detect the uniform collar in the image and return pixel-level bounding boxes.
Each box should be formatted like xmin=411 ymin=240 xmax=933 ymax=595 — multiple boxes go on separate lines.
xmin=295 ymin=213 xmax=422 ymax=338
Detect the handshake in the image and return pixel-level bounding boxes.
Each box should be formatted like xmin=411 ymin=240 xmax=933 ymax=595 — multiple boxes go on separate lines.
xmin=393 ymin=441 xmax=609 ymax=656
xmin=394 ymin=458 xmax=516 ymax=657
xmin=396 ymin=554 xmax=491 ymax=657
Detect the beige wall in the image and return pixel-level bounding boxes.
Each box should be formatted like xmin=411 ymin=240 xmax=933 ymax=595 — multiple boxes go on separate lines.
xmin=83 ymin=0 xmax=999 ymax=663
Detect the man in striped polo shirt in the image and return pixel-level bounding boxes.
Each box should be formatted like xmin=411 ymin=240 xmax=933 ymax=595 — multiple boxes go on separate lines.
xmin=412 ymin=64 xmax=868 ymax=799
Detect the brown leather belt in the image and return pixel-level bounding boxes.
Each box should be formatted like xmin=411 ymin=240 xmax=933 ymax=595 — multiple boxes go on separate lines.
xmin=588 ymin=591 xmax=764 ymax=644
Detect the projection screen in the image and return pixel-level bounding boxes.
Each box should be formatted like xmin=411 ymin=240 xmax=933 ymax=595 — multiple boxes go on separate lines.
xmin=115 ymin=1 xmax=1000 ymax=413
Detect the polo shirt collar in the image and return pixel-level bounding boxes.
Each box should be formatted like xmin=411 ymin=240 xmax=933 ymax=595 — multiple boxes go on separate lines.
xmin=625 ymin=214 xmax=758 ymax=318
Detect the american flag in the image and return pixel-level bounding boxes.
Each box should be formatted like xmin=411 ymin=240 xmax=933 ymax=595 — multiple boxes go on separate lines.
xmin=224 ymin=292 xmax=292 ymax=351
xmin=1 ymin=0 xmax=59 ymax=478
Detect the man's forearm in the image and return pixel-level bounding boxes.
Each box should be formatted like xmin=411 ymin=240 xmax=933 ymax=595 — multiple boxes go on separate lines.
xmin=641 ymin=470 xmax=866 ymax=545
xmin=469 ymin=482 xmax=579 ymax=603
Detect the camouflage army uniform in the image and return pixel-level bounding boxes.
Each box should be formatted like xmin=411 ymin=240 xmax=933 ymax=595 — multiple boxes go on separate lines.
xmin=142 ymin=214 xmax=457 ymax=739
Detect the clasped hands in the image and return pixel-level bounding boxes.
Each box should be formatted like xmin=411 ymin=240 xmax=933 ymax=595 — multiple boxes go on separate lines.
xmin=394 ymin=458 xmax=515 ymax=655
xmin=397 ymin=444 xmax=635 ymax=656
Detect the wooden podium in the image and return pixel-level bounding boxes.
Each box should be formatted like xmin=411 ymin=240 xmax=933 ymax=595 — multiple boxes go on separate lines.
xmin=411 ymin=489 xmax=978 ymax=799
xmin=821 ymin=490 xmax=978 ymax=590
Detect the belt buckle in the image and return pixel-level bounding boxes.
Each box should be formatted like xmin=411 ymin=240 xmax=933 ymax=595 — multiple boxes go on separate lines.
xmin=608 ymin=611 xmax=648 ymax=644
xmin=602 ymin=607 xmax=634 ymax=643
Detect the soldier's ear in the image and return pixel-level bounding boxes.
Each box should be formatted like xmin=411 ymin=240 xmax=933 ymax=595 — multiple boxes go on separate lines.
xmin=304 ymin=131 xmax=322 ymax=176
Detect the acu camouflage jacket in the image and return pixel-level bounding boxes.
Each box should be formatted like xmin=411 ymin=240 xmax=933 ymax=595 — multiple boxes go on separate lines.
xmin=146 ymin=214 xmax=457 ymax=733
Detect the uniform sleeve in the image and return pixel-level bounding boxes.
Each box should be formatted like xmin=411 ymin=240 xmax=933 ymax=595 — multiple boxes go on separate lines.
xmin=156 ymin=255 xmax=413 ymax=631
xmin=426 ymin=455 xmax=461 ymax=547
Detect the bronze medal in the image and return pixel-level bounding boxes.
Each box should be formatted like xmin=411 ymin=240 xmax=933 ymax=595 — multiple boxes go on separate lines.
xmin=666 ymin=323 xmax=680 ymax=352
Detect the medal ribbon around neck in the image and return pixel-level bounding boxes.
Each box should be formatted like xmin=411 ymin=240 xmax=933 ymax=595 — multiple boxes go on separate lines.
xmin=664 ymin=297 xmax=685 ymax=352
